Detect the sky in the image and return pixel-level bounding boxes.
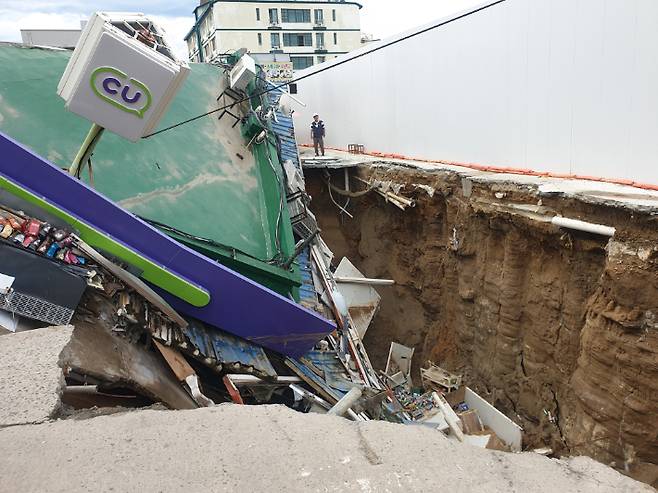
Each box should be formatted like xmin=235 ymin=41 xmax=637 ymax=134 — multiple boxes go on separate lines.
xmin=0 ymin=0 xmax=483 ymax=58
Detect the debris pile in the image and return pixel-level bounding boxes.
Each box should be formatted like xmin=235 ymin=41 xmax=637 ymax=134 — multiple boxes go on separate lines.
xmin=0 ymin=51 xmax=523 ymax=465
xmin=0 ymin=179 xmax=523 ymax=457
xmin=380 ymin=344 xmax=523 ymax=452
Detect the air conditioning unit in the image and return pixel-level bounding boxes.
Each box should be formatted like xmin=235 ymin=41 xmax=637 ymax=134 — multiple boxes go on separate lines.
xmin=229 ymin=54 xmax=257 ymax=92
xmin=57 ymin=12 xmax=190 ymax=142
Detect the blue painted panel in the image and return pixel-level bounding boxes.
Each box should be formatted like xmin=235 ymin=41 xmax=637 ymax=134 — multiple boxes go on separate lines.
xmin=302 ymin=350 xmax=353 ymax=394
xmin=296 ymin=247 xmax=319 ymax=310
xmin=268 ymin=83 xmax=302 ymax=172
xmin=184 ymin=320 xmax=277 ymax=378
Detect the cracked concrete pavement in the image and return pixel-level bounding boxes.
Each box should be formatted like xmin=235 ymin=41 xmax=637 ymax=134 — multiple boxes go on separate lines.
xmin=0 ymin=404 xmax=652 ymax=492
xmin=0 ymin=326 xmax=73 ymax=427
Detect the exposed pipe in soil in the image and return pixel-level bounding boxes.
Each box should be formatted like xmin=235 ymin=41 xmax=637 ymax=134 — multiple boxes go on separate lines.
xmin=304 ymin=165 xmax=658 ymax=488
xmin=335 ymin=276 xmax=395 ymax=286
xmin=551 ymin=216 xmax=616 ymax=237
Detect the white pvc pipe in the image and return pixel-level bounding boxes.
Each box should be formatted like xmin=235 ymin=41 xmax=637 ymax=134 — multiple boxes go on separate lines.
xmin=334 ymin=276 xmax=395 ymax=286
xmin=328 ymin=386 xmax=363 ymax=417
xmin=551 ymin=216 xmax=616 ymax=237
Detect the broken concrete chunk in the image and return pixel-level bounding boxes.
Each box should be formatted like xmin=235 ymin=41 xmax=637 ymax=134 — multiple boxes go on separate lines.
xmin=60 ymin=322 xmax=197 ymax=411
xmin=0 ymin=326 xmax=73 ymax=427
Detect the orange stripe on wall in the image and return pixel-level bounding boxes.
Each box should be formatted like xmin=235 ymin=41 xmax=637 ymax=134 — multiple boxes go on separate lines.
xmin=300 ymin=145 xmax=658 ymax=192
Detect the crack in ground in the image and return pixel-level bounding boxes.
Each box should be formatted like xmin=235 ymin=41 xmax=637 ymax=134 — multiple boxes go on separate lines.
xmin=550 ymin=387 xmax=567 ymax=448
xmin=356 ymin=426 xmax=383 ymax=466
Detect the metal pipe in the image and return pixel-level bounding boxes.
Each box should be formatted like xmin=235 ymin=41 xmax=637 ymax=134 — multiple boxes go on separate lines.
xmin=334 ymin=276 xmax=395 ymax=286
xmin=226 ymin=375 xmax=302 ymax=386
xmin=327 ymin=386 xmax=363 ymax=417
xmin=354 ymin=176 xmax=415 ymax=209
xmin=551 ymin=216 xmax=615 ymax=237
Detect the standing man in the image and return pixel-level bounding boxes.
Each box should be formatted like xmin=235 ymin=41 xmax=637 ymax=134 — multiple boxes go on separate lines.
xmin=311 ymin=113 xmax=325 ymax=157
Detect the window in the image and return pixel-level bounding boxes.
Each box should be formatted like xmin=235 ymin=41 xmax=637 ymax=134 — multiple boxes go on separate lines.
xmin=316 ymin=33 xmax=325 ymax=49
xmin=281 ymin=9 xmax=311 ymax=23
xmin=333 ymin=32 xmax=338 ymax=44
xmin=317 ymin=56 xmax=326 ymax=64
xmin=211 ymin=37 xmax=216 ymax=52
xmin=256 ymin=8 xmax=260 ymax=21
xmin=271 ymin=33 xmax=281 ymax=49
xmin=269 ymin=8 xmax=279 ymax=24
xmin=332 ymin=9 xmax=337 ymax=22
xmin=257 ymin=33 xmax=262 ymax=46
xmin=283 ymin=33 xmax=313 ymax=47
xmin=289 ymin=83 xmax=298 ymax=94
xmin=291 ymin=56 xmax=314 ymax=70
xmin=314 ymin=9 xmax=324 ymax=25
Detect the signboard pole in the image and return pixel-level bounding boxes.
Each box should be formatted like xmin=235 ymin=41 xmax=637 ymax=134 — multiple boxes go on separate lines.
xmin=69 ymin=123 xmax=105 ymax=179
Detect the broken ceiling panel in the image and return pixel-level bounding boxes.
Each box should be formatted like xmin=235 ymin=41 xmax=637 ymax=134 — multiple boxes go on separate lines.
xmin=334 ymin=257 xmax=381 ymax=339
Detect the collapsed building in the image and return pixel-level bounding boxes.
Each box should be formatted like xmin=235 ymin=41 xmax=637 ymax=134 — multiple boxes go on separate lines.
xmin=0 ymin=19 xmax=514 ymax=444
xmin=0 ymin=2 xmax=656 ymax=490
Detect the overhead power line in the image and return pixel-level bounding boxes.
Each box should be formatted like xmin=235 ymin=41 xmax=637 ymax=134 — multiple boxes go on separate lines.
xmin=143 ymin=0 xmax=507 ymax=139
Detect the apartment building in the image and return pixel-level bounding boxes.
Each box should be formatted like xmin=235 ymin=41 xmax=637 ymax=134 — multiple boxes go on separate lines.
xmin=185 ymin=0 xmax=362 ymax=70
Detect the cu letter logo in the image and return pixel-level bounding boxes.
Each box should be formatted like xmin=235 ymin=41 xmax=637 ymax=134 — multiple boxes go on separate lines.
xmin=90 ymin=67 xmax=152 ymax=118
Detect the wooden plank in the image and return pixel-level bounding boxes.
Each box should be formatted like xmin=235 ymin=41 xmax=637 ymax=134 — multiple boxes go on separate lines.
xmin=153 ymin=340 xmax=195 ymax=381
xmin=285 ymin=357 xmax=341 ymax=405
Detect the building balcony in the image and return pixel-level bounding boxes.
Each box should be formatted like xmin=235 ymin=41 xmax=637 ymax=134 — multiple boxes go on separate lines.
xmin=313 ymin=21 xmax=326 ymax=30
xmin=268 ymin=22 xmax=282 ymax=30
xmin=314 ymin=45 xmax=328 ymax=53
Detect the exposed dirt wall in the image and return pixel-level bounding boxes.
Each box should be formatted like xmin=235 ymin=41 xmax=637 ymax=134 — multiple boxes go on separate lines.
xmin=305 ymin=167 xmax=658 ymax=487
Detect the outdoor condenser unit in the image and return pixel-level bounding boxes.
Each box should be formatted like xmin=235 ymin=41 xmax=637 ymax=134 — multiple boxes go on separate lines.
xmin=229 ymin=54 xmax=257 ymax=92
xmin=57 ymin=12 xmax=190 ymax=142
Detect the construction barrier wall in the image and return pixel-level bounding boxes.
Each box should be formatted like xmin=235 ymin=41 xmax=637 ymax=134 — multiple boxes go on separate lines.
xmin=295 ymin=0 xmax=658 ymax=187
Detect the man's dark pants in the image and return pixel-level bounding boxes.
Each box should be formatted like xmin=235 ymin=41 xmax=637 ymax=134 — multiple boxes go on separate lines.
xmin=314 ymin=137 xmax=325 ymax=156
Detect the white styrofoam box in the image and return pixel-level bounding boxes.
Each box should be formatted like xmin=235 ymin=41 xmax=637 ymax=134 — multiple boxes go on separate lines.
xmin=229 ymin=54 xmax=256 ymax=92
xmin=58 ymin=12 xmax=189 ymax=142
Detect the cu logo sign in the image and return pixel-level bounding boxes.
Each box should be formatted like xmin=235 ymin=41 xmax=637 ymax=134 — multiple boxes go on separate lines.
xmin=90 ymin=67 xmax=152 ymax=118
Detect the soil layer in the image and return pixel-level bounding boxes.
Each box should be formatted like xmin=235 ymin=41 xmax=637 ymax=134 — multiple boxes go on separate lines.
xmin=306 ymin=166 xmax=658 ymax=487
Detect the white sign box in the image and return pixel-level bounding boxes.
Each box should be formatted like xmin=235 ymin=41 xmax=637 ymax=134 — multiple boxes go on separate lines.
xmin=58 ymin=12 xmax=190 ymax=142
